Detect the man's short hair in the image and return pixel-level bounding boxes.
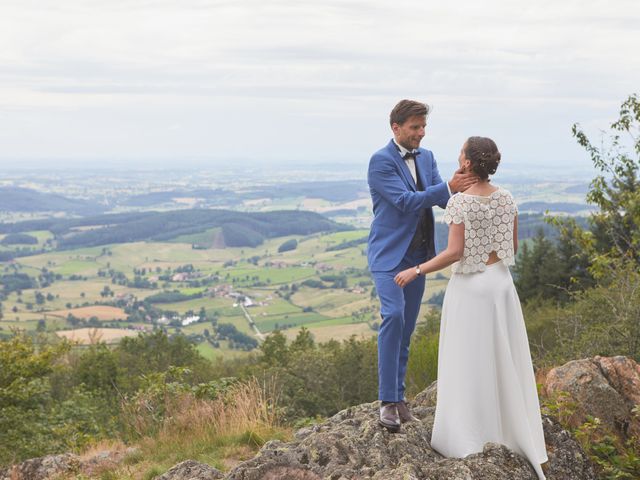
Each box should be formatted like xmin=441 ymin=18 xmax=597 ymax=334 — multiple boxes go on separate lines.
xmin=389 ymin=100 xmax=430 ymax=126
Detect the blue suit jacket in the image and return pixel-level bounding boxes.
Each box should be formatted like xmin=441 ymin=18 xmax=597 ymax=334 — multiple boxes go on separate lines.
xmin=367 ymin=139 xmax=450 ymax=272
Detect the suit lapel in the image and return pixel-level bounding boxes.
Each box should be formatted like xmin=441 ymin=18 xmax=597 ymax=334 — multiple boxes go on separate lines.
xmin=387 ymin=140 xmax=416 ymax=191
xmin=415 ymin=152 xmax=429 ymax=190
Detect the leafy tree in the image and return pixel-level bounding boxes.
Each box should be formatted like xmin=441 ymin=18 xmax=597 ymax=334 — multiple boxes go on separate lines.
xmin=115 ymin=330 xmax=210 ymax=392
xmin=513 ymin=230 xmax=565 ymax=303
xmin=259 ymin=330 xmax=289 ymax=367
xmin=215 ymin=323 xmax=258 ymax=350
xmin=0 ymin=335 xmax=112 ymax=465
xmin=521 ymin=94 xmax=640 ymax=364
xmin=253 ymin=332 xmax=377 ymax=419
xmin=570 ymin=93 xmax=640 ymax=271
xmin=71 ymin=343 xmax=120 ymax=402
xmin=278 ymin=239 xmax=298 ymax=253
xmin=1 ymin=273 xmax=34 ymax=295
xmin=35 ymin=291 xmax=45 ymax=305
xmin=289 ymin=327 xmax=315 ymax=353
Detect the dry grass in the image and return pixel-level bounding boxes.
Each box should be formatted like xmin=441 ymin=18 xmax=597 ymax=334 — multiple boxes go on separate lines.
xmin=80 ymin=377 xmax=292 ymax=479
xmin=158 ymin=377 xmax=281 ymax=440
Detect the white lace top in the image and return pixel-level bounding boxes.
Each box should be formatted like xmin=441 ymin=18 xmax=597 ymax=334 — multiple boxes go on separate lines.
xmin=442 ymin=187 xmax=518 ymax=274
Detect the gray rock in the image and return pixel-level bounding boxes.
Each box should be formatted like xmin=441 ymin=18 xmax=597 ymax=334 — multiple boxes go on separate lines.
xmin=80 ymin=447 xmax=141 ymax=477
xmin=156 ymin=459 xmax=225 ymax=480
xmin=223 ymin=382 xmax=596 ymax=480
xmin=0 ymin=453 xmax=80 ymax=480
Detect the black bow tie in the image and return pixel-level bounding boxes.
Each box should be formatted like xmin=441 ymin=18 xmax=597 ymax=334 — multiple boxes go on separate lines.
xmin=403 ymin=151 xmax=420 ymax=160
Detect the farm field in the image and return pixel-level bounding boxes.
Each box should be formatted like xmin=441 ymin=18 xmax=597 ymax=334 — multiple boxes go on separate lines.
xmin=56 ymin=327 xmax=141 ymax=344
xmin=1 ymin=227 xmax=451 ymax=355
xmin=46 ymin=305 xmax=127 ymax=320
xmin=281 ymin=321 xmax=376 ymax=344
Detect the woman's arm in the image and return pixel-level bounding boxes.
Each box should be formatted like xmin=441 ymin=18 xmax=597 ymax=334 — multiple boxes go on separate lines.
xmin=394 ymin=222 xmax=465 ymax=287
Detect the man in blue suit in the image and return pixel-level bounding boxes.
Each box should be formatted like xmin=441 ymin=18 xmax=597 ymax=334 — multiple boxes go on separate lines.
xmin=368 ymin=99 xmax=477 ymax=432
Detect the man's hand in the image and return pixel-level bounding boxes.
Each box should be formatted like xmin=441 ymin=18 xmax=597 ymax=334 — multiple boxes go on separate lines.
xmin=394 ymin=268 xmax=417 ymax=288
xmin=448 ymin=168 xmax=479 ymax=193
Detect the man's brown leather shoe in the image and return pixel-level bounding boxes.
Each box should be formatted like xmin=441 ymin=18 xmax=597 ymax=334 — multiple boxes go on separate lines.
xmin=379 ymin=403 xmax=401 ymax=432
xmin=396 ymin=400 xmax=419 ymax=423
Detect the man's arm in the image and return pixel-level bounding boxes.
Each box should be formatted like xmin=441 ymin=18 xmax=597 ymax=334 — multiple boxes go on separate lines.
xmin=429 ymin=152 xmax=478 ymax=205
xmin=368 ymin=155 xmax=449 ymax=214
xmin=429 ymin=156 xmax=450 ymax=209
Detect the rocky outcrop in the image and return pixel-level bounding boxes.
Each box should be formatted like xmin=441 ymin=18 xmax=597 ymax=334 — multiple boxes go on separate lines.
xmin=0 ymin=448 xmax=139 ymax=480
xmin=221 ymin=382 xmax=595 ymax=480
xmin=10 ymin=356 xmax=639 ymax=479
xmin=544 ymin=355 xmax=640 ymax=437
xmin=156 ymin=460 xmax=225 ymax=479
xmin=0 ymin=453 xmax=80 ymax=480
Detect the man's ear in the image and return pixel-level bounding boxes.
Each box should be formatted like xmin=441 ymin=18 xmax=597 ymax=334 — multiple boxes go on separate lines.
xmin=391 ymin=123 xmax=399 ymax=134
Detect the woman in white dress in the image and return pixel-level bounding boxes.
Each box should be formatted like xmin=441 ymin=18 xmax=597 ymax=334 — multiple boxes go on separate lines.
xmin=394 ymin=137 xmax=548 ymax=480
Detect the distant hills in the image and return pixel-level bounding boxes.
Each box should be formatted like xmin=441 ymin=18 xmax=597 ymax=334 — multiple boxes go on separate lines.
xmin=1 ymin=182 xmax=591 ymax=217
xmin=121 ymin=188 xmax=240 ymax=207
xmin=519 ymin=201 xmax=595 ymax=213
xmin=0 ymin=181 xmax=370 ymax=214
xmin=121 ymin=181 xmax=369 ymax=207
xmin=0 ymin=209 xmax=352 ymax=250
xmin=0 ymin=187 xmax=105 ymax=215
xmin=564 ymin=183 xmax=590 ymax=194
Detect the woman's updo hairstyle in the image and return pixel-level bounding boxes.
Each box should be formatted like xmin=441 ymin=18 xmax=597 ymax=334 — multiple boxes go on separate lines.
xmin=464 ymin=136 xmax=501 ymax=180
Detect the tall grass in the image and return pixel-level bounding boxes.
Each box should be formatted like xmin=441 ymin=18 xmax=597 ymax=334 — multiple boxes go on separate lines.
xmin=156 ymin=377 xmax=281 ymax=441
xmin=87 ymin=376 xmax=291 ymax=479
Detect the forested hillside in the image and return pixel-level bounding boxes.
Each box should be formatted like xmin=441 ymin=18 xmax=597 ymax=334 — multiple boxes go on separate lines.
xmin=0 ymin=187 xmax=106 ymax=215
xmin=0 ymin=209 xmax=351 ymax=252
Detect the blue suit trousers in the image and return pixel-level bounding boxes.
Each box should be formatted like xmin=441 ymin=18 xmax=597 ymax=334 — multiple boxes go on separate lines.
xmin=372 ymin=247 xmax=427 ymax=402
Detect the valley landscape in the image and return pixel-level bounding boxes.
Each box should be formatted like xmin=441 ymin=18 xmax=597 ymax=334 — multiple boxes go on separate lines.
xmin=2 ymin=114 xmax=638 ymax=480
xmin=0 ymin=163 xmax=593 ymax=358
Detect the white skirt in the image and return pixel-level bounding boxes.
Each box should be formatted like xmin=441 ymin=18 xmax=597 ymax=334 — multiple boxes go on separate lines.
xmin=430 ymin=261 xmax=548 ymax=480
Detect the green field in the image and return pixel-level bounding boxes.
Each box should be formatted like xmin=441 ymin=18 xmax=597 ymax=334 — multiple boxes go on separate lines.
xmin=181 ymin=315 xmax=252 ymax=335
xmin=302 ymin=316 xmax=365 ymax=328
xmin=224 ymin=266 xmax=317 ymax=286
xmin=254 ymin=312 xmax=329 ymax=332
xmin=0 ymin=225 xmax=431 ymax=353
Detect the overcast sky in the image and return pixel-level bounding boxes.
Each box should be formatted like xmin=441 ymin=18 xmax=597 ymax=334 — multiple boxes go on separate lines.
xmin=0 ymin=0 xmax=638 ymax=169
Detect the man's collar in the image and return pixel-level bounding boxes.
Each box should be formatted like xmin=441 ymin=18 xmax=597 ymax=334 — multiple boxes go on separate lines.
xmin=393 ymin=138 xmax=415 ymax=158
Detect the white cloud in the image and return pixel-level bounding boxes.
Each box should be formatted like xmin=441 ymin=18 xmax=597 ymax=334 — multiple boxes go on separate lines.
xmin=0 ymin=0 xmax=638 ymax=166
